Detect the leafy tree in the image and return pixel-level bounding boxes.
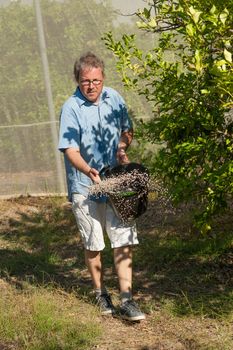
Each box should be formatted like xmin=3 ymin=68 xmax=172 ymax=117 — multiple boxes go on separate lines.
xmin=103 ymin=0 xmax=233 ymax=232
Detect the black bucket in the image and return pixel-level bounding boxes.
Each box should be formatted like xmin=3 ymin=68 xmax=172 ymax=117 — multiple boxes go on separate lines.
xmin=101 ymin=163 xmax=149 ymax=223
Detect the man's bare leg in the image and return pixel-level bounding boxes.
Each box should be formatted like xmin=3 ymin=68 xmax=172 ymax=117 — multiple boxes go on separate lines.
xmin=84 ymin=249 xmax=103 ymax=289
xmin=114 ymin=245 xmax=145 ymax=321
xmin=114 ymin=245 xmax=132 ymax=295
xmin=85 ymin=249 xmax=115 ymax=314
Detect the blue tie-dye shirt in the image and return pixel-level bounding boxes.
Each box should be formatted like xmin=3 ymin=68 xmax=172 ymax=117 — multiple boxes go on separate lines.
xmin=58 ymin=86 xmax=132 ymax=201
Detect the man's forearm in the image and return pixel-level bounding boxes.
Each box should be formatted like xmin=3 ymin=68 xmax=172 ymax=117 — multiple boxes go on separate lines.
xmin=65 ymin=148 xmax=101 ymax=183
xmin=118 ymin=129 xmax=133 ymax=150
xmin=65 ymin=148 xmax=91 ymax=175
xmin=117 ymin=129 xmax=133 ymax=164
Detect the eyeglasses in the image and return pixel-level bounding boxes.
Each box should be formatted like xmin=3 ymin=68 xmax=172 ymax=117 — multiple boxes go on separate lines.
xmin=80 ymin=79 xmax=102 ymax=86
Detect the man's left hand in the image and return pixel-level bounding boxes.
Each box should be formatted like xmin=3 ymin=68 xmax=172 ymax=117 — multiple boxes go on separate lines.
xmin=116 ymin=148 xmax=130 ymax=164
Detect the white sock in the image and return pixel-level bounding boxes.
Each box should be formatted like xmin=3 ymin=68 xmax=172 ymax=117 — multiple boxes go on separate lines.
xmin=95 ymin=287 xmax=107 ymax=298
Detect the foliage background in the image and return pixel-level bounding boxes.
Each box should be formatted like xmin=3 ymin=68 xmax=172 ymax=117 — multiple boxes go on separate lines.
xmin=103 ymin=0 xmax=233 ymax=231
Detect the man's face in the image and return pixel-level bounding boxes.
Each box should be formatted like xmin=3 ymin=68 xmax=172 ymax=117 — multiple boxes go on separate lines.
xmin=78 ymin=67 xmax=104 ymax=103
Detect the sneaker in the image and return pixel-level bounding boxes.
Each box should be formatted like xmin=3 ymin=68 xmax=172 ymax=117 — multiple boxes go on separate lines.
xmin=96 ymin=293 xmax=116 ymax=315
xmin=119 ymin=299 xmax=145 ymax=321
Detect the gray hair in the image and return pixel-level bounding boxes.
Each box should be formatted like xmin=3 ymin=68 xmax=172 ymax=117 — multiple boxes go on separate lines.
xmin=73 ymin=52 xmax=105 ymax=82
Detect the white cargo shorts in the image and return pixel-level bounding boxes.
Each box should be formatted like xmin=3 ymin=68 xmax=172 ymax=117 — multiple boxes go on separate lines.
xmin=72 ymin=193 xmax=139 ymax=251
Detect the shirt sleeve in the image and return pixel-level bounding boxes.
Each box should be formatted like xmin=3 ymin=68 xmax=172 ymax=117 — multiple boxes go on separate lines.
xmin=58 ymin=102 xmax=81 ymax=152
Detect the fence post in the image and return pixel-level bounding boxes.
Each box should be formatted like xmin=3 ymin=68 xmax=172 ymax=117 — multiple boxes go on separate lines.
xmin=34 ymin=0 xmax=65 ymax=194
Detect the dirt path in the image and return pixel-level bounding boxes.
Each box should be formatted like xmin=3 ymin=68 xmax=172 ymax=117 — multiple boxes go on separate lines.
xmin=93 ymin=315 xmax=158 ymax=350
xmin=92 ymin=311 xmax=225 ymax=350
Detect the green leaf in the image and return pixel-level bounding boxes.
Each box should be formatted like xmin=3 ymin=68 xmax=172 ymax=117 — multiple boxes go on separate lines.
xmin=136 ymin=21 xmax=148 ymax=29
xmin=215 ymin=59 xmax=227 ymax=66
xmin=143 ymin=7 xmax=151 ymax=19
xmin=195 ymin=49 xmax=202 ymax=72
xmin=220 ymin=8 xmax=229 ymax=25
xmin=210 ymin=5 xmax=217 ymax=14
xmin=224 ymin=48 xmax=232 ymax=63
xmin=148 ymin=18 xmax=157 ymax=28
xmin=189 ymin=6 xmax=202 ymax=24
xmin=201 ymin=223 xmax=212 ymax=234
xmin=186 ymin=23 xmax=195 ymax=37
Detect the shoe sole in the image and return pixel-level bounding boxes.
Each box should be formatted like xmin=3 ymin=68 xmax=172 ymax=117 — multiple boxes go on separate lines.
xmin=101 ymin=310 xmax=116 ymax=316
xmin=120 ymin=314 xmax=146 ymax=321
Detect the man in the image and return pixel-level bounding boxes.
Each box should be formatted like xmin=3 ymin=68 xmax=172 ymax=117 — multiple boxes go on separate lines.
xmin=58 ymin=52 xmax=145 ymax=321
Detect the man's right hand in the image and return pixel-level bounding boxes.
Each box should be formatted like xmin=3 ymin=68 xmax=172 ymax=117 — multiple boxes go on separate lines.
xmin=88 ymin=168 xmax=101 ymax=184
xmin=65 ymin=148 xmax=102 ymax=183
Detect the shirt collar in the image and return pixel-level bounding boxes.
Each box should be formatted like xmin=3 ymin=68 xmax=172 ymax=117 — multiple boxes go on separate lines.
xmin=74 ymin=87 xmax=110 ymax=107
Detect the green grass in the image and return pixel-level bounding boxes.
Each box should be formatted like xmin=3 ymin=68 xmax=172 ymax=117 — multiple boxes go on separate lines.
xmin=0 ymin=286 xmax=101 ymax=350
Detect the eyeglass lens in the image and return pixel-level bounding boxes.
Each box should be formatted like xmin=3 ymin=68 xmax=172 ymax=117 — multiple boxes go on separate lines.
xmin=81 ymin=79 xmax=102 ymax=86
